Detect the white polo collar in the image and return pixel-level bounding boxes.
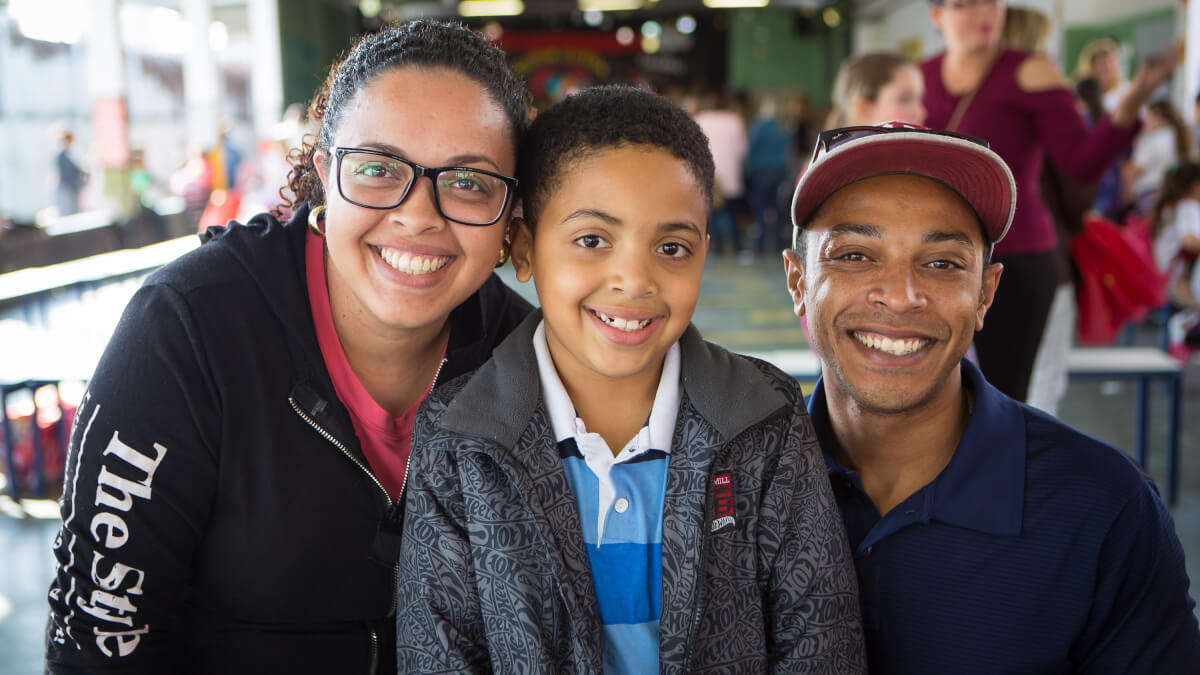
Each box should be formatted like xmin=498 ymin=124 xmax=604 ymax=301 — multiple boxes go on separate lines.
xmin=533 ymin=320 xmax=680 ymax=459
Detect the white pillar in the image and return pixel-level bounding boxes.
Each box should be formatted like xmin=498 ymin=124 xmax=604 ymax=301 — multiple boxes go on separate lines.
xmin=84 ymin=0 xmax=129 ymax=211
xmin=1185 ymin=0 xmax=1200 ymax=125
xmin=248 ymin=0 xmax=285 ymax=140
xmin=182 ymin=0 xmax=219 ymax=152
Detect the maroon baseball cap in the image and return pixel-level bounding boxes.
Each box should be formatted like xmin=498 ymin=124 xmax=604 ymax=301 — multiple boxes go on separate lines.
xmin=791 ymin=122 xmax=1016 ymax=247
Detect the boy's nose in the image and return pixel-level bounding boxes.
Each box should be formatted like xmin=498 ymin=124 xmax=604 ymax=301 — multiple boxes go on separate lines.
xmin=607 ymin=249 xmax=656 ymax=298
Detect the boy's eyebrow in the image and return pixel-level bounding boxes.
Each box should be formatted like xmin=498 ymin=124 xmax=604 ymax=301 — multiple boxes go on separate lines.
xmin=561 ymin=211 xmax=704 ymax=238
xmin=660 ymin=222 xmax=704 ymax=238
xmin=562 ymin=208 xmax=621 ymax=225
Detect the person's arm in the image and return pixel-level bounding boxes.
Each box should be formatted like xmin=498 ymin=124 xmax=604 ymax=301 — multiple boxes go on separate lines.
xmin=45 ymin=284 xmax=219 ymax=673
xmin=396 ymin=403 xmax=491 ymax=674
xmin=1072 ymin=481 xmax=1200 ymax=673
xmin=1017 ymin=54 xmax=1142 ymax=183
xmin=762 ymin=399 xmax=866 ymax=674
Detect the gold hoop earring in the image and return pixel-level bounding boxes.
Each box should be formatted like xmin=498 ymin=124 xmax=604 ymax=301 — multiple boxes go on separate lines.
xmin=495 ymin=237 xmax=511 ymax=268
xmin=308 ymin=205 xmax=326 ymax=236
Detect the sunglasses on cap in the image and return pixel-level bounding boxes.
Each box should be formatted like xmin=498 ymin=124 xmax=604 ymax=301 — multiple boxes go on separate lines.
xmin=809 ymin=124 xmax=991 ymax=167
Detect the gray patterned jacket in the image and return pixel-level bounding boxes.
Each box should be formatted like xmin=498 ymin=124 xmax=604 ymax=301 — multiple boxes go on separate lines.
xmin=397 ymin=314 xmax=865 ymax=673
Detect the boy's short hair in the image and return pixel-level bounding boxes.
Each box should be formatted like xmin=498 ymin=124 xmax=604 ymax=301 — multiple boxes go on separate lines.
xmin=518 ymin=85 xmax=715 ymax=229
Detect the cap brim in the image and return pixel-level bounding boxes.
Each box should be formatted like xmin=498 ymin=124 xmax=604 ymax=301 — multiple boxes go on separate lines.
xmin=791 ymin=132 xmax=1015 ymax=245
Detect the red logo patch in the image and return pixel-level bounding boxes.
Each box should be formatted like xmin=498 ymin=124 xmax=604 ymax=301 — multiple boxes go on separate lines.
xmin=711 ymin=473 xmax=735 ymax=533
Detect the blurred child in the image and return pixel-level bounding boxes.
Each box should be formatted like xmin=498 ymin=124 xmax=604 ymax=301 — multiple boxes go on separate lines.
xmin=1151 ymin=162 xmax=1200 ymax=308
xmin=1126 ymin=99 xmax=1194 ymax=214
xmin=397 ymin=85 xmax=865 ymax=673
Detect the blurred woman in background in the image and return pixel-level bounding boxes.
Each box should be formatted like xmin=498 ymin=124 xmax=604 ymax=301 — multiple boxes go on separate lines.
xmin=922 ymin=0 xmax=1175 ymax=402
xmin=827 ymin=51 xmax=926 ymax=129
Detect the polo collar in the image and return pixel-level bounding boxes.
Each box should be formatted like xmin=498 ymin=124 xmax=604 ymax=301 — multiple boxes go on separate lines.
xmin=810 ymin=358 xmax=1024 ymax=537
xmin=532 ymin=320 xmax=680 ymax=457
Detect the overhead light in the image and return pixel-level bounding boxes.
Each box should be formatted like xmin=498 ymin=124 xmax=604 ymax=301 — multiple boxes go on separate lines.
xmin=579 ymin=0 xmax=644 ymax=12
xmin=702 ymin=0 xmax=768 ymax=7
xmin=615 ymin=26 xmax=636 ymax=46
xmin=676 ymin=14 xmax=697 ymax=35
xmin=458 ymin=0 xmax=524 ymax=16
xmin=823 ymin=8 xmax=841 ymax=27
xmin=10 ymin=0 xmax=88 ymax=44
xmin=360 ymin=0 xmax=382 ymax=19
xmin=641 ymin=20 xmax=661 ymax=39
xmin=584 ymin=10 xmax=604 ymax=26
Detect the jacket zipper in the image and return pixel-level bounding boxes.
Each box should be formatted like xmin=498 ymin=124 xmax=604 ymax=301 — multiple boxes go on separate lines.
xmin=679 ymin=409 xmax=788 ymax=671
xmin=288 ymin=397 xmax=391 ymax=675
xmin=368 ymin=625 xmax=379 ymax=674
xmin=680 ymin=451 xmax=720 ymax=673
xmin=288 ymin=356 xmax=448 ymax=673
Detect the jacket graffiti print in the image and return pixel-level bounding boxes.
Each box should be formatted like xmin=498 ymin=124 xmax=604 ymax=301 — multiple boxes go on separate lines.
xmin=396 ymin=313 xmax=866 ymax=673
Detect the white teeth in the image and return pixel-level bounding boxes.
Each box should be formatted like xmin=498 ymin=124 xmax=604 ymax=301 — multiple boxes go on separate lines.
xmin=378 ymin=248 xmax=449 ymax=275
xmin=596 ymin=311 xmax=651 ymax=332
xmin=855 ymin=332 xmax=927 ymax=356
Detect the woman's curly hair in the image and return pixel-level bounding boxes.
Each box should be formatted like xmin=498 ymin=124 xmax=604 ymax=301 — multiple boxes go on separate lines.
xmin=278 ymin=20 xmax=530 ymax=216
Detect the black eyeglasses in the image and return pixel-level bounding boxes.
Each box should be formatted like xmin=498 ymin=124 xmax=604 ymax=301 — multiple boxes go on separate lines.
xmin=810 ymin=125 xmax=991 ymax=166
xmin=333 ymin=147 xmax=518 ymax=226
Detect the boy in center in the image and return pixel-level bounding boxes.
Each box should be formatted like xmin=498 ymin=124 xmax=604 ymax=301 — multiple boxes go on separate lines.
xmin=396 ymin=85 xmax=865 ymax=673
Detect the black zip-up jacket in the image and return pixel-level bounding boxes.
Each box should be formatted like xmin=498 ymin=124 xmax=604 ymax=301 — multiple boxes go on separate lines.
xmin=45 ymin=204 xmax=532 ymax=674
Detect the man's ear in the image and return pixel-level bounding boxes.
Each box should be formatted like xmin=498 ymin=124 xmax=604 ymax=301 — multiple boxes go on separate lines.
xmin=510 ymin=216 xmax=535 ymax=283
xmin=782 ymin=248 xmax=807 ymax=318
xmin=976 ymin=261 xmax=1004 ymax=331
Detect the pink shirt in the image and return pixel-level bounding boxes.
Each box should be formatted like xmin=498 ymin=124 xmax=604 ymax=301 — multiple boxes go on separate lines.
xmin=306 ymin=229 xmax=439 ymax=502
xmin=695 ymin=109 xmax=748 ymax=199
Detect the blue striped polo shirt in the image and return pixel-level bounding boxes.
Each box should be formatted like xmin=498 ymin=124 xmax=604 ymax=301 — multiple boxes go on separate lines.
xmin=533 ymin=321 xmax=679 ymax=675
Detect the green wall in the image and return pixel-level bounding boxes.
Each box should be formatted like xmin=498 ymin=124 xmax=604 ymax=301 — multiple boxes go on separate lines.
xmin=278 ymin=0 xmax=358 ymax=110
xmin=727 ymin=7 xmax=849 ymax=106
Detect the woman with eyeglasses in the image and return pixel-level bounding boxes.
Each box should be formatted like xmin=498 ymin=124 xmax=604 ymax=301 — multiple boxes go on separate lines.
xmin=921 ymin=0 xmax=1176 ymax=403
xmin=45 ymin=20 xmax=532 ymax=674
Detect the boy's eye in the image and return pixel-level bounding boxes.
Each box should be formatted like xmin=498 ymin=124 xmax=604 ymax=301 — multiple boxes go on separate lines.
xmin=574 ymin=234 xmax=610 ymax=249
xmin=658 ymin=241 xmax=691 ymax=258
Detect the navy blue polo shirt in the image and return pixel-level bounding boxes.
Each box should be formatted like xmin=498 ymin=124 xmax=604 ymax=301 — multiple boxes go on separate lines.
xmin=809 ymin=359 xmax=1200 ymax=673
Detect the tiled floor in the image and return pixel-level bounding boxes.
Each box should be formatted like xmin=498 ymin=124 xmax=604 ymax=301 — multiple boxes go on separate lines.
xmin=3 ymin=252 xmax=1198 ymax=673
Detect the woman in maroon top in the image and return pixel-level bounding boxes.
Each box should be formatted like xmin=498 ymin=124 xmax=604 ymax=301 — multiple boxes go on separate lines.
xmin=921 ymin=0 xmax=1176 ymax=401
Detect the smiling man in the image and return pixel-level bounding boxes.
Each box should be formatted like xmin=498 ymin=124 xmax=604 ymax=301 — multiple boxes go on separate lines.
xmin=784 ymin=122 xmax=1200 ymax=673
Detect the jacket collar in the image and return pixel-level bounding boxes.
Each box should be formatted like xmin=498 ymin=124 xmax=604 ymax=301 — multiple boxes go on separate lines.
xmin=441 ymin=310 xmax=789 ymax=448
